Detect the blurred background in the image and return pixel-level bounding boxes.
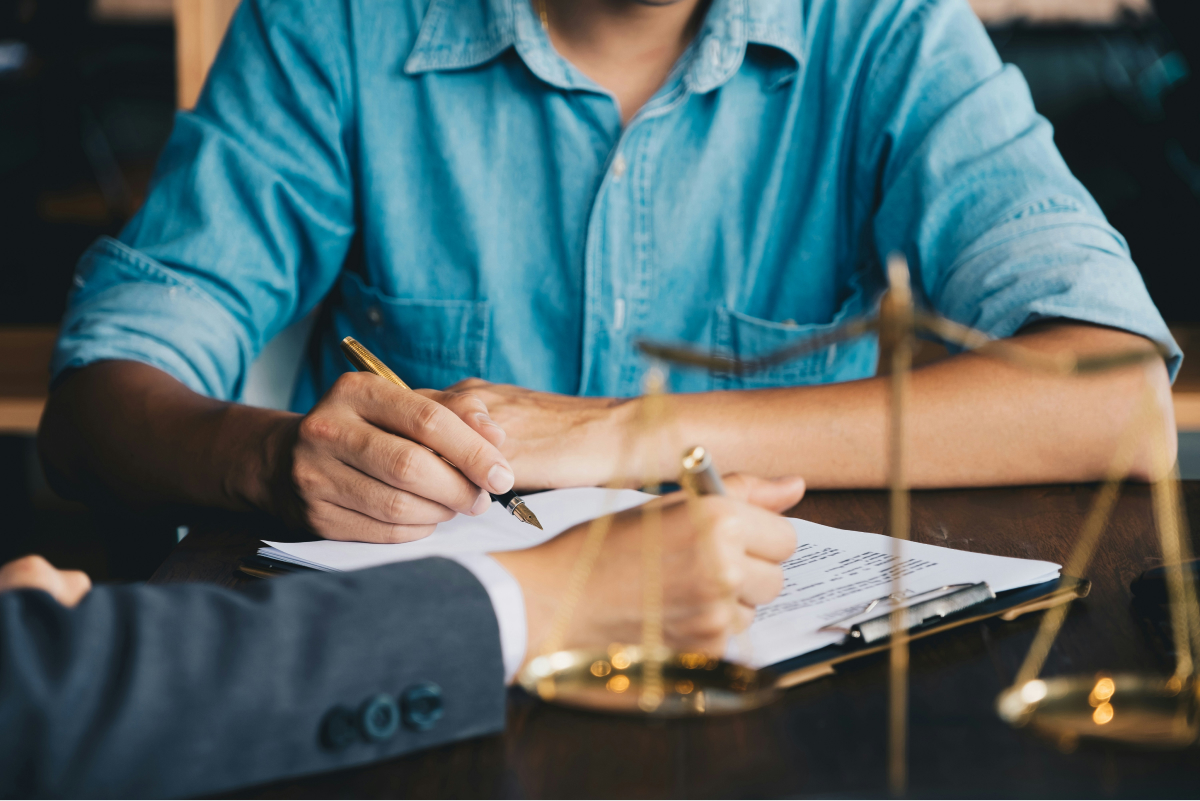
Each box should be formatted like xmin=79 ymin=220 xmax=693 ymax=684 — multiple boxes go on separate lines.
xmin=0 ymin=0 xmax=1197 ymax=580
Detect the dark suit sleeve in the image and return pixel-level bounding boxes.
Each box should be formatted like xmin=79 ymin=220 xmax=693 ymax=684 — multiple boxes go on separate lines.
xmin=0 ymin=557 xmax=507 ymax=797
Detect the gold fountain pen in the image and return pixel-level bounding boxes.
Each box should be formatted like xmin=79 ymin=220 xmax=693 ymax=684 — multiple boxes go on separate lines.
xmin=340 ymin=336 xmax=542 ymax=529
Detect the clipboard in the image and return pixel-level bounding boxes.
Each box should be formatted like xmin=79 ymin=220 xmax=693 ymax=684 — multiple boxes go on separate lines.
xmin=238 ymin=555 xmax=318 ymax=579
xmin=236 ymin=553 xmax=1088 ymax=692
xmin=770 ymin=576 xmax=1091 ymax=689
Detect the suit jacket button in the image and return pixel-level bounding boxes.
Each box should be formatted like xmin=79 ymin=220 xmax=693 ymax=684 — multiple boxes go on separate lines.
xmin=400 ymin=682 xmax=444 ymax=731
xmin=357 ymin=693 xmax=400 ymax=742
xmin=321 ymin=706 xmax=359 ymax=751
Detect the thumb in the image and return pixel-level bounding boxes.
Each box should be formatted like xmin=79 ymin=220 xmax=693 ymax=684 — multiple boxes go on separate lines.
xmin=55 ymin=570 xmax=92 ymax=607
xmin=720 ymin=473 xmax=806 ymax=513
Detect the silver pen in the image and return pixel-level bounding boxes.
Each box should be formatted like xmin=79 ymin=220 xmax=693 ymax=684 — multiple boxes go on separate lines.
xmin=680 ymin=445 xmax=727 ymax=497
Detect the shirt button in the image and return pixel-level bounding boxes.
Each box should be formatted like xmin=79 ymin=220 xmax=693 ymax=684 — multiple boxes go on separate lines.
xmin=357 ymin=693 xmax=400 ymax=742
xmin=320 ymin=705 xmax=359 ymax=751
xmin=612 ymin=153 xmax=627 ymax=179
xmin=366 ymin=305 xmax=383 ymax=327
xmin=400 ymin=682 xmax=444 ymax=731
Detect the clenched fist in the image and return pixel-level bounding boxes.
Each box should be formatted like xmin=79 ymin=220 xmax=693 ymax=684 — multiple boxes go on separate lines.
xmin=0 ymin=555 xmax=91 ymax=607
xmin=493 ymin=473 xmax=804 ymax=671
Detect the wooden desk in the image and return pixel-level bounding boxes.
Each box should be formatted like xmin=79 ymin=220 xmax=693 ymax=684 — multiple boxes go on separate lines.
xmin=148 ymin=483 xmax=1200 ymax=797
xmin=0 ymin=327 xmax=56 ymax=435
xmin=1170 ymin=326 xmax=1200 ymax=431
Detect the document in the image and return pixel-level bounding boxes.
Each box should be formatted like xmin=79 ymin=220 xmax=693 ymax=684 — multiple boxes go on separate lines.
xmin=261 ymin=487 xmax=648 ymax=571
xmin=735 ymin=519 xmax=1058 ymax=667
xmin=261 ymin=488 xmax=1059 ymax=668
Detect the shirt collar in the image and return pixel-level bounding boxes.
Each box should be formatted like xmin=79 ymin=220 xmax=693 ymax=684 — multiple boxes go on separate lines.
xmin=404 ymin=0 xmax=803 ymax=92
xmin=686 ymin=0 xmax=804 ymax=93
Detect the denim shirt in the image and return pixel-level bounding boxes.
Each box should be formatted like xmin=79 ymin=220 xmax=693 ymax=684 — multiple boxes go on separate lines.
xmin=52 ymin=0 xmax=1180 ymax=409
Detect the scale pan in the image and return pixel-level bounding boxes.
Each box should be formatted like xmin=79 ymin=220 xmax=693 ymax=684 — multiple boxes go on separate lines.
xmin=518 ymin=645 xmax=779 ymax=716
xmin=997 ymin=673 xmax=1199 ymax=748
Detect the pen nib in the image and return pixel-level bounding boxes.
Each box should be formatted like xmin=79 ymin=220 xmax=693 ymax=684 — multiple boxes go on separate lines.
xmin=511 ymin=501 xmax=543 ymax=530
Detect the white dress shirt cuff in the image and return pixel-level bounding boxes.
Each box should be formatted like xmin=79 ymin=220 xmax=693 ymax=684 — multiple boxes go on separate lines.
xmin=450 ymin=553 xmax=527 ymax=684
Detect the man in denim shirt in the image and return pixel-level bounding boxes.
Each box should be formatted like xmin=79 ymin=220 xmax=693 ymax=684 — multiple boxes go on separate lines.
xmin=41 ymin=0 xmax=1179 ymax=543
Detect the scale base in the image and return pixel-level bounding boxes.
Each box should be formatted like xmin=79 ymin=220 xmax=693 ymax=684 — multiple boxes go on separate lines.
xmin=518 ymin=645 xmax=778 ymax=716
xmin=997 ymin=673 xmax=1199 ymax=748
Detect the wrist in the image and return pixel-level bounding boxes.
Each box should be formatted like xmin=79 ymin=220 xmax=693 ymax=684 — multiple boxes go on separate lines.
xmin=490 ymin=535 xmax=580 ymax=676
xmin=218 ymin=405 xmax=300 ymax=513
xmin=584 ymin=396 xmax=642 ymax=486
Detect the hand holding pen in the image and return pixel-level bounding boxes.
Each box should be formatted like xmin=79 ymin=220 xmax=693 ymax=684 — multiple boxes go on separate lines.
xmin=264 ymin=339 xmax=526 ymax=543
xmin=340 ymin=337 xmax=541 ymax=528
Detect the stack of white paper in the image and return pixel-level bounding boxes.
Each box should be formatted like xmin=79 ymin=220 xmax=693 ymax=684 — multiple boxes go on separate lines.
xmin=260 ymin=488 xmax=1059 ymax=668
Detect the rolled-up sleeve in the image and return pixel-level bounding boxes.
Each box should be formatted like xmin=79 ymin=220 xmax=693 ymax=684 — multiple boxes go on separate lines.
xmin=858 ymin=0 xmax=1181 ymax=377
xmin=51 ymin=0 xmax=356 ymax=399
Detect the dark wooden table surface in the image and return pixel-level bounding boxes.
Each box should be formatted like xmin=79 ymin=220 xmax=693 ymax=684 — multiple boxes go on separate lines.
xmin=150 ymin=483 xmax=1200 ymax=798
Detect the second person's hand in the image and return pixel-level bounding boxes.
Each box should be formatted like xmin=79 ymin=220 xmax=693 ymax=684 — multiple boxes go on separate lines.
xmin=424 ymin=378 xmax=635 ymax=490
xmin=0 ymin=555 xmax=92 ymax=607
xmin=492 ymin=473 xmax=805 ymax=673
xmin=264 ymin=372 xmax=516 ymax=543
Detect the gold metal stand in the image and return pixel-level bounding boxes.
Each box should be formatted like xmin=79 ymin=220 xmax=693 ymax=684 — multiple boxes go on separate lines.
xmin=881 ymin=257 xmax=914 ymax=795
xmin=518 ymin=645 xmax=778 ymax=716
xmin=521 ymin=254 xmax=1198 ymax=784
xmin=996 ymin=377 xmax=1200 ymax=749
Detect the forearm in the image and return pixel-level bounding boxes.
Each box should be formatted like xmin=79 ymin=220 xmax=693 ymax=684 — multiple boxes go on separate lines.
xmin=670 ymin=323 xmax=1176 ymax=488
xmin=37 ymin=360 xmax=292 ymax=510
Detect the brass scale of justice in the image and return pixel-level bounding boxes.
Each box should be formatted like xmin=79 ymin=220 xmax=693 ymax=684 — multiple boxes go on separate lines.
xmin=506 ymin=256 xmax=1200 ymax=768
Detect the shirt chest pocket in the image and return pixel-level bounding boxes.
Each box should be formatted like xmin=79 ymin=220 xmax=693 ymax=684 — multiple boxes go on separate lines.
xmin=711 ymin=306 xmax=878 ymax=390
xmin=338 ymin=272 xmax=490 ymax=390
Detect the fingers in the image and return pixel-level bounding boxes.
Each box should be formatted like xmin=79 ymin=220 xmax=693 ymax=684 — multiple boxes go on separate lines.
xmin=658 ymin=493 xmax=792 ymax=651
xmin=307 ymin=500 xmax=439 ymax=544
xmin=311 ymin=459 xmax=466 ymax=526
xmin=295 ymin=414 xmax=482 ymax=516
xmin=305 ymin=375 xmax=511 ymax=514
xmin=283 ymin=373 xmax=514 ymax=540
xmin=664 ymin=602 xmax=758 ymax=654
xmin=444 ymin=377 xmax=489 ymax=393
xmin=56 ymin=570 xmax=92 ymax=607
xmin=417 ymin=386 xmax=506 ymax=448
xmin=664 ymin=601 xmax=735 ymax=655
xmin=542 ymin=487 xmax=791 ymax=659
xmin=737 ymin=557 xmax=785 ymax=606
xmin=741 ymin=510 xmax=798 ymax=562
xmin=733 ymin=603 xmax=757 ymax=633
xmin=337 ymin=373 xmax=515 ymax=494
xmin=661 ymin=570 xmax=774 ymax=653
xmin=693 ymin=496 xmax=798 ymax=562
xmin=721 ymin=473 xmax=806 ymax=513
xmin=0 ymin=554 xmax=52 ymax=593
xmin=0 ymin=555 xmax=92 ymax=607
